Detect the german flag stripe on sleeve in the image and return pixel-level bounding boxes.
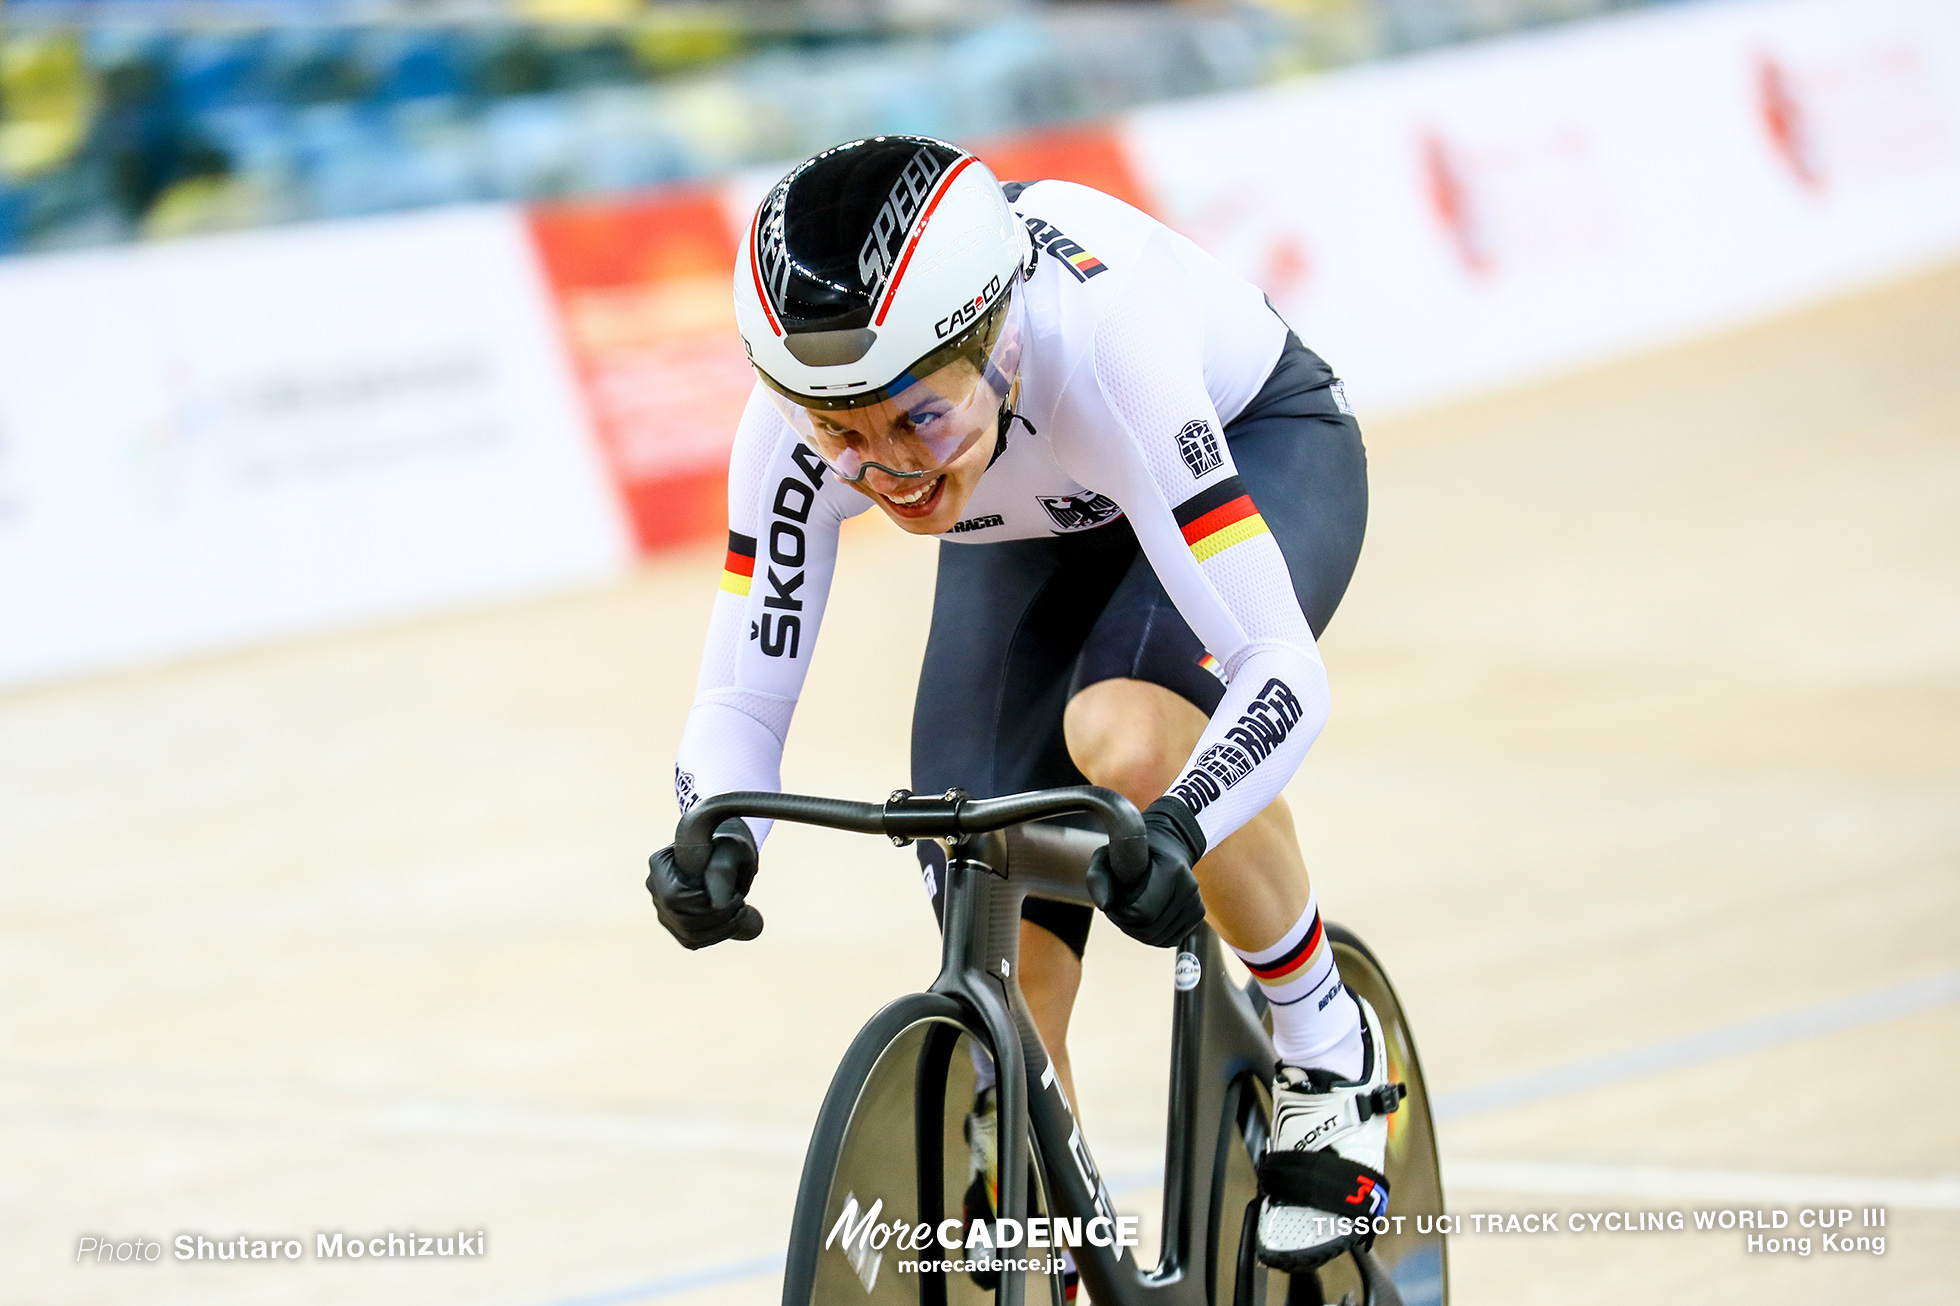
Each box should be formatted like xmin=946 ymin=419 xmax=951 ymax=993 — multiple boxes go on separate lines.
xmin=1173 ymin=475 xmax=1270 ymax=563
xmin=720 ymin=531 xmax=757 ymax=596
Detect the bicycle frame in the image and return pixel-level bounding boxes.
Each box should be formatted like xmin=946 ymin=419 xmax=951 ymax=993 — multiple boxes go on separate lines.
xmin=677 ymin=787 xmax=1411 ymax=1306
xmin=940 ymin=821 xmax=1275 ymax=1306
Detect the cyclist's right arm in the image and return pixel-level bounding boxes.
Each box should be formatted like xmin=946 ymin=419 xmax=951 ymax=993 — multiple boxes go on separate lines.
xmin=673 ymin=386 xmax=867 ymax=843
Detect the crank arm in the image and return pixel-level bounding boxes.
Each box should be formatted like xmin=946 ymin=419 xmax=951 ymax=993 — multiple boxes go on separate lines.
xmin=1353 ymin=1245 xmax=1405 ymax=1306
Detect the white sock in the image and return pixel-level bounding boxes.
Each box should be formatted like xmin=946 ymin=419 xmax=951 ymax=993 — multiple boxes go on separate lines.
xmin=1231 ymin=893 xmax=1363 ymax=1080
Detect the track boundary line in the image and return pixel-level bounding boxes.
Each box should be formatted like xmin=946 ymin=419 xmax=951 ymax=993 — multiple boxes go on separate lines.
xmin=1430 ymin=968 xmax=1960 ymax=1119
xmin=531 ymin=1255 xmax=788 ymax=1306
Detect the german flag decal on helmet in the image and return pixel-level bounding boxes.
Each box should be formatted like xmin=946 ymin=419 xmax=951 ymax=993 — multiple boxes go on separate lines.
xmin=1174 ymin=477 xmax=1270 ymax=562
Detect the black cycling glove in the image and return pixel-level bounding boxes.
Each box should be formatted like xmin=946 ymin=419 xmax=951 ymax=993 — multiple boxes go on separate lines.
xmin=1086 ymin=796 xmax=1209 ymax=948
xmin=646 ymin=816 xmax=764 ymax=950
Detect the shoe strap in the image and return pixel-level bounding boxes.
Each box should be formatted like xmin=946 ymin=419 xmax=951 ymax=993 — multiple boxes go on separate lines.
xmin=1276 ymin=1079 xmax=1404 ymax=1144
xmin=1258 ymin=1148 xmax=1391 ymax=1218
xmin=1355 ymin=1081 xmax=1407 ymax=1121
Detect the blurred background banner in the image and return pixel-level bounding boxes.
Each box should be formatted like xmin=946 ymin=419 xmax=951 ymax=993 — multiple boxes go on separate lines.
xmin=1123 ymin=0 xmax=1960 ymax=412
xmin=0 ymin=205 xmax=629 ymax=686
xmin=527 ymin=185 xmax=747 ymax=553
xmin=3 ymin=0 xmax=1959 ymax=688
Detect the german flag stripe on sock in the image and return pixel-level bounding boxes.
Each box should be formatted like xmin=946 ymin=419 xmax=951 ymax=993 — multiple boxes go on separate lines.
xmin=721 ymin=532 xmax=757 ymax=596
xmin=1173 ymin=476 xmax=1270 ymax=563
xmin=1246 ymin=913 xmax=1325 ymax=985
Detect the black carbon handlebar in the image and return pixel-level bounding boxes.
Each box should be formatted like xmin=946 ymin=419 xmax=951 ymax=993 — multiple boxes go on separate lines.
xmin=674 ymin=785 xmax=1148 ymax=886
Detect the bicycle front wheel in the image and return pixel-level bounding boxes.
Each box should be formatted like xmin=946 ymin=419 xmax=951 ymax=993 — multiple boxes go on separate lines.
xmin=784 ymin=992 xmax=1054 ymax=1306
xmin=1316 ymin=925 xmax=1447 ymax=1306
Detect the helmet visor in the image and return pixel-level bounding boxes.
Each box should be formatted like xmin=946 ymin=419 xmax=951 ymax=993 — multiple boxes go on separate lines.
xmin=759 ymin=283 xmax=1024 ymax=485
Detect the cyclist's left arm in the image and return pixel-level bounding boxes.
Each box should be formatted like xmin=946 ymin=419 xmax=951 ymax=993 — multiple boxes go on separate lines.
xmin=1051 ymin=232 xmax=1330 ymax=852
xmin=673 ymin=387 xmax=865 ymax=844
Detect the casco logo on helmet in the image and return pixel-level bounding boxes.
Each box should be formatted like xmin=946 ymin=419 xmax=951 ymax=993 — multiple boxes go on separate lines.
xmin=858 ymin=147 xmax=949 ymax=301
xmin=935 ymin=276 xmax=1003 ymax=340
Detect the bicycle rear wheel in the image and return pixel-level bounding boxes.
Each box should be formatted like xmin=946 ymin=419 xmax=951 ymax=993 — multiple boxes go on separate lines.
xmin=784 ymin=992 xmax=1066 ymax=1306
xmin=1242 ymin=926 xmax=1447 ymax=1306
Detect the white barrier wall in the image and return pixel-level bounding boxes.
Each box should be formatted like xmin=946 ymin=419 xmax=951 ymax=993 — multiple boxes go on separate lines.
xmin=1 ymin=0 xmax=1956 ymax=688
xmin=1122 ymin=0 xmax=1960 ymax=414
xmin=0 ymin=207 xmax=630 ymax=687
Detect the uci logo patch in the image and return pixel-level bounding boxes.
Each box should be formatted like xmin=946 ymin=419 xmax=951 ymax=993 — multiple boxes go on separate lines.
xmin=1174 ymin=952 xmax=1202 ymax=991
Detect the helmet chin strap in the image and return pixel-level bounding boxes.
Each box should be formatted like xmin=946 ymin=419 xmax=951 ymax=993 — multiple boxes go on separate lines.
xmin=990 ymin=380 xmax=1035 ymax=470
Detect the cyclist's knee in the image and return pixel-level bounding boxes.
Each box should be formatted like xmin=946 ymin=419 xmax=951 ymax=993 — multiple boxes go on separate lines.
xmin=1083 ymin=741 xmax=1175 ymax=808
xmin=1064 ymin=679 xmax=1204 ymax=806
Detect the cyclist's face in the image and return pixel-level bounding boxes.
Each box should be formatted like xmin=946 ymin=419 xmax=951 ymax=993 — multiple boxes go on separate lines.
xmin=806 ymin=362 xmax=998 ymax=534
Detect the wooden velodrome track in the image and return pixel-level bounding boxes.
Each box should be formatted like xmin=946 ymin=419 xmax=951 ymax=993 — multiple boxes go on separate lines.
xmin=4 ymin=264 xmax=1957 ymax=1306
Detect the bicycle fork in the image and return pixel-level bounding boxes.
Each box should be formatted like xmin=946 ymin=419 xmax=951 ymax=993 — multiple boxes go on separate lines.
xmin=929 ymin=841 xmax=1037 ymax=1306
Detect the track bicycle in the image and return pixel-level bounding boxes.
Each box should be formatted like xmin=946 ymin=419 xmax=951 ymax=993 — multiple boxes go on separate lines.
xmin=672 ymin=785 xmax=1445 ymax=1306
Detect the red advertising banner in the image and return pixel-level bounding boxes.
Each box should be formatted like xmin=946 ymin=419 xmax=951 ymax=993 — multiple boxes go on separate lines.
xmin=527 ymin=190 xmax=750 ymax=553
xmin=972 ymin=123 xmax=1154 ymax=213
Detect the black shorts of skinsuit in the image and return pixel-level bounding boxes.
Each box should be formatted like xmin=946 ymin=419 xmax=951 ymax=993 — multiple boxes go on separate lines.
xmin=912 ymin=332 xmax=1368 ymax=959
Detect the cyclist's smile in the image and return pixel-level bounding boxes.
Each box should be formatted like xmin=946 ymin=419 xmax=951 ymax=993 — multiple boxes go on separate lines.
xmin=871 ymin=473 xmax=947 ymax=520
xmin=861 ymin=453 xmax=984 ymax=531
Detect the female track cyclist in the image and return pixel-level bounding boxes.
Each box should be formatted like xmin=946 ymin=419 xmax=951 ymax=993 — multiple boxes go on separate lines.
xmin=647 ymin=135 xmax=1396 ymax=1276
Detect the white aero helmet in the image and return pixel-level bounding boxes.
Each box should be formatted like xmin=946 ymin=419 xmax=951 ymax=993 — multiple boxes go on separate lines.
xmin=735 ymin=135 xmax=1034 ymax=483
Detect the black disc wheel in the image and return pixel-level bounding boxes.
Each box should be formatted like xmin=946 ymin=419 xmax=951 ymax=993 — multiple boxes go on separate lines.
xmin=1242 ymin=926 xmax=1447 ymax=1306
xmin=784 ymin=992 xmax=1067 ymax=1306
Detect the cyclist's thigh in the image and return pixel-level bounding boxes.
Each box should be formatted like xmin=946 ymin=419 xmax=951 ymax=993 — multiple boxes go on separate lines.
xmin=1067 ymin=563 xmax=1229 ymax=718
xmin=1226 ymin=333 xmax=1369 ymax=637
xmin=912 ymin=526 xmax=1139 ymax=955
xmin=1068 ymin=333 xmax=1368 ymax=711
